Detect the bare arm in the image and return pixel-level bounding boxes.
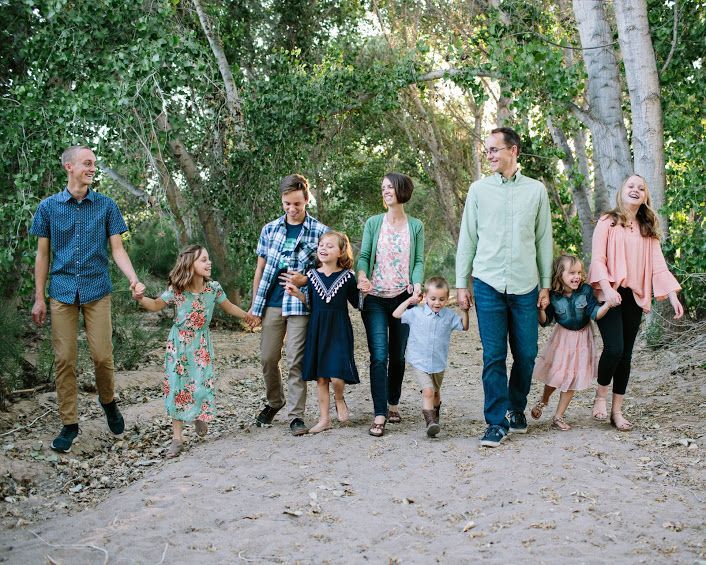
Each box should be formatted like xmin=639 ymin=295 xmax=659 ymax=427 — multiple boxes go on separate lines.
xmin=538 ymin=309 xmax=548 ymax=325
xmin=136 ymin=296 xmax=168 ymax=312
xmin=461 ymin=308 xmax=470 ymax=331
xmin=250 ymin=256 xmax=266 ymax=309
xmin=284 ymin=282 xmax=307 ymax=305
xmin=219 ymin=298 xmax=259 ymax=326
xmin=595 ymin=302 xmax=612 ymax=321
xmin=110 ymin=234 xmax=144 ymax=298
xmin=392 ymin=296 xmax=413 ymax=319
xmin=32 ymin=238 xmax=50 ymax=326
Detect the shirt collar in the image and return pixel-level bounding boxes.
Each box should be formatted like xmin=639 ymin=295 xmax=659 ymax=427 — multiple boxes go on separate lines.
xmin=495 ymin=169 xmax=522 ymax=184
xmin=62 ymin=187 xmax=95 ymax=202
xmin=422 ymin=303 xmax=440 ymax=317
xmin=276 ymin=212 xmax=310 ymax=230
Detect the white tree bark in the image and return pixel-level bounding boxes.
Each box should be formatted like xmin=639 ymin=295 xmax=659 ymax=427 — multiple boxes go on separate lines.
xmin=614 ymin=0 xmax=666 ymax=213
xmin=572 ymin=0 xmax=632 ymax=204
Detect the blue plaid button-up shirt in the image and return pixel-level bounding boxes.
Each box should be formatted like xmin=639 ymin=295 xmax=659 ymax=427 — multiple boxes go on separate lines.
xmin=29 ymin=187 xmax=128 ymax=305
xmin=252 ymin=213 xmax=328 ymax=317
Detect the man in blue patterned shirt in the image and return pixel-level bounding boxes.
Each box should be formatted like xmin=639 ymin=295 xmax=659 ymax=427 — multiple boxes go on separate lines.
xmin=248 ymin=174 xmax=328 ymax=435
xmin=30 ymin=146 xmax=145 ymax=453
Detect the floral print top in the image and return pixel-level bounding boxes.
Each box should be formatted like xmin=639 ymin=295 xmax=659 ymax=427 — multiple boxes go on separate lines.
xmin=160 ymin=280 xmax=226 ymax=422
xmin=369 ymin=215 xmax=411 ymax=298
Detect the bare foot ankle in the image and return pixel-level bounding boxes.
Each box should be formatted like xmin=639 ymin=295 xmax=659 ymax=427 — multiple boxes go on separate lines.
xmin=334 ymin=397 xmax=349 ymax=423
xmin=309 ymin=420 xmax=332 ymax=434
xmin=610 ymin=412 xmax=632 ymax=431
xmin=592 ymin=396 xmax=608 ymax=421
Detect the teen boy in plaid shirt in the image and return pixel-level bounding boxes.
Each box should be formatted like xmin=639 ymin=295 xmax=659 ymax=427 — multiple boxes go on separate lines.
xmin=249 ymin=174 xmax=328 ymax=435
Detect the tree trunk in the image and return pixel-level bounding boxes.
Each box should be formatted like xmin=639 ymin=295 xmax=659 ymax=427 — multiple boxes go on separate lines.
xmin=614 ymin=0 xmax=666 ymax=217
xmin=156 ymin=113 xmax=240 ymax=303
xmin=571 ymin=0 xmax=632 ymax=203
xmin=547 ymin=117 xmax=594 ymax=260
xmin=153 ymin=152 xmax=190 ymax=247
xmin=191 ymin=0 xmax=247 ymax=148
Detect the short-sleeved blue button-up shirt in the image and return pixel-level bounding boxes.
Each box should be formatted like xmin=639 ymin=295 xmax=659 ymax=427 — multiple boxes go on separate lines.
xmin=29 ymin=187 xmax=128 ymax=305
xmin=401 ymin=304 xmax=464 ymax=373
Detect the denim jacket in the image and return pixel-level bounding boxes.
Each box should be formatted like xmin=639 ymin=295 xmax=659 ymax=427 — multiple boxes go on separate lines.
xmin=542 ymin=283 xmax=600 ymax=331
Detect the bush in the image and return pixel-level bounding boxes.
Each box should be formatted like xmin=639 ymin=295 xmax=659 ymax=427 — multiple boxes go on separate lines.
xmin=0 ymin=301 xmax=26 ymax=409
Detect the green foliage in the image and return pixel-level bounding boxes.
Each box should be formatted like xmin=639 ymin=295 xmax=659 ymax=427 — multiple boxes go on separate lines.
xmin=0 ymin=301 xmax=26 ymax=408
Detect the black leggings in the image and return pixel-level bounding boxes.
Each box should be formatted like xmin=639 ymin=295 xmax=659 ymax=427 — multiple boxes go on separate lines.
xmin=596 ymin=287 xmax=643 ymax=395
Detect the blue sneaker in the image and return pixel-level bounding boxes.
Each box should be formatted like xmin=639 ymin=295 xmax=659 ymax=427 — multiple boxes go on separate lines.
xmin=480 ymin=425 xmax=507 ymax=447
xmin=51 ymin=425 xmax=79 ymax=453
xmin=508 ymin=411 xmax=528 ymax=434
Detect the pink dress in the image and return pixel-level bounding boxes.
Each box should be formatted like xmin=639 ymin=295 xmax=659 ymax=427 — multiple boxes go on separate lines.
xmin=588 ymin=216 xmax=680 ymax=312
xmin=533 ymin=284 xmax=599 ymax=392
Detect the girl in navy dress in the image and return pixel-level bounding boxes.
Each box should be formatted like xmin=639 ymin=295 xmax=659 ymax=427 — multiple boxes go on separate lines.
xmin=286 ymin=231 xmax=360 ymax=433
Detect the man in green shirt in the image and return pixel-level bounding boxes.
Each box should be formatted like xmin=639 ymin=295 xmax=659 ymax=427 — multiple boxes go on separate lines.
xmin=455 ymin=127 xmax=553 ymax=447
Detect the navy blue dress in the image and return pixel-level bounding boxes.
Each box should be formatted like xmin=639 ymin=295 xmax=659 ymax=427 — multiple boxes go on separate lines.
xmin=302 ymin=269 xmax=360 ymax=384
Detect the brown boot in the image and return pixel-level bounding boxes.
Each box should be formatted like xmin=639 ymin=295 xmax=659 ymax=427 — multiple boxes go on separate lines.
xmin=422 ymin=409 xmax=440 ymax=438
xmin=434 ymin=402 xmax=441 ymax=424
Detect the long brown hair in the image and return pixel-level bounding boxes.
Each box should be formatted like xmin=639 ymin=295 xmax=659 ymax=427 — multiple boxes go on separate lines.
xmin=316 ymin=231 xmax=353 ymax=270
xmin=604 ymin=174 xmax=661 ymax=239
xmin=551 ymin=254 xmax=584 ymax=294
xmin=168 ymin=245 xmax=209 ymax=293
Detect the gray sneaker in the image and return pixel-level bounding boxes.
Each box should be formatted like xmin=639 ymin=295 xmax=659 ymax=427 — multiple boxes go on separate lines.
xmin=289 ymin=418 xmax=309 ymax=436
xmin=508 ymin=411 xmax=528 ymax=434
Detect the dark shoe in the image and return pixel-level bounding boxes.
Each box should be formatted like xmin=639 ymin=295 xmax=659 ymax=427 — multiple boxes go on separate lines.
xmin=100 ymin=400 xmax=125 ymax=435
xmin=194 ymin=420 xmax=208 ymax=437
xmin=387 ymin=410 xmax=402 ymax=424
xmin=255 ymin=405 xmax=281 ymax=427
xmin=480 ymin=425 xmax=507 ymax=448
xmin=51 ymin=424 xmax=79 ymax=453
xmin=369 ymin=419 xmax=386 ymax=437
xmin=434 ymin=402 xmax=441 ymax=424
xmin=290 ymin=418 xmax=309 ymax=436
xmin=422 ymin=409 xmax=440 ymax=438
xmin=508 ymin=411 xmax=527 ymax=434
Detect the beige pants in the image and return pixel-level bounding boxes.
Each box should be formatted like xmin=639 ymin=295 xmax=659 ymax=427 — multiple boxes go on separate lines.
xmin=409 ymin=365 xmax=445 ymax=393
xmin=50 ymin=295 xmax=115 ymax=424
xmin=260 ymin=308 xmax=309 ymax=420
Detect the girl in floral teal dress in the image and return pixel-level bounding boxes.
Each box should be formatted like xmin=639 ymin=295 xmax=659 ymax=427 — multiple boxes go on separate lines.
xmin=134 ymin=245 xmax=255 ymax=457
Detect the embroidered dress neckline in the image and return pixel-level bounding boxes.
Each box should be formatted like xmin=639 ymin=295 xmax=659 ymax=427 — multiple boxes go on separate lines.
xmin=309 ymin=269 xmax=352 ymax=303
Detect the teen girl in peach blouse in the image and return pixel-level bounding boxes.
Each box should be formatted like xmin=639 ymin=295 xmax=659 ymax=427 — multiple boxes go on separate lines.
xmin=588 ymin=174 xmax=683 ymax=431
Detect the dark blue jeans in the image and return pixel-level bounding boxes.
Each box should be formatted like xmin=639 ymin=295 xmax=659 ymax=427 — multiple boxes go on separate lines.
xmin=361 ymin=292 xmax=411 ymax=417
xmin=473 ymin=278 xmax=539 ymax=429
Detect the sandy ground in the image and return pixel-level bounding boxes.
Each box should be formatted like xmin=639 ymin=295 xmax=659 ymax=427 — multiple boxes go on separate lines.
xmin=0 ymin=308 xmax=704 ymax=564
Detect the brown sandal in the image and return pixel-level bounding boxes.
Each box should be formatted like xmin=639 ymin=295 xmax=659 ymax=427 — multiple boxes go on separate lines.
xmin=530 ymin=400 xmax=547 ymax=420
xmin=194 ymin=420 xmax=208 ymax=437
xmin=552 ymin=416 xmax=571 ymax=431
xmin=592 ymin=396 xmax=608 ymax=421
xmin=369 ymin=420 xmax=386 ymax=437
xmin=387 ymin=410 xmax=401 ymax=424
xmin=610 ymin=412 xmax=632 ymax=431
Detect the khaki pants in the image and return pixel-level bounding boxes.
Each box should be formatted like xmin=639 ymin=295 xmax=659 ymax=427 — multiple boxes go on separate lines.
xmin=260 ymin=308 xmax=308 ymax=420
xmin=50 ymin=295 xmax=115 ymax=424
xmin=409 ymin=366 xmax=445 ymax=393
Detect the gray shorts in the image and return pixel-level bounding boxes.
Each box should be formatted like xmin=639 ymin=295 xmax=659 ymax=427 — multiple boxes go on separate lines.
xmin=409 ymin=366 xmax=445 ymax=393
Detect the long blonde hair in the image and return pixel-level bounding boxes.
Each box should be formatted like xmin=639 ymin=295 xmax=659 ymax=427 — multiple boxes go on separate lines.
xmin=604 ymin=174 xmax=661 ymax=239
xmin=168 ymin=245 xmax=209 ymax=293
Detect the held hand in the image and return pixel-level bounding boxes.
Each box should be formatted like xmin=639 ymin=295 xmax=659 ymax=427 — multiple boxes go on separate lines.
xmin=131 ymin=281 xmax=146 ymax=300
xmin=279 ymin=270 xmax=307 ymax=288
xmin=284 ymin=281 xmax=298 ymax=296
xmin=32 ymin=299 xmax=47 ymax=326
xmin=357 ymin=276 xmax=372 ymax=293
xmin=409 ymin=293 xmax=422 ymax=306
xmin=244 ymin=312 xmax=259 ymax=328
xmin=604 ymin=287 xmax=622 ymax=308
xmin=669 ymin=292 xmax=684 ymax=319
xmin=456 ymin=288 xmax=472 ymax=311
xmin=537 ymin=288 xmax=550 ymax=309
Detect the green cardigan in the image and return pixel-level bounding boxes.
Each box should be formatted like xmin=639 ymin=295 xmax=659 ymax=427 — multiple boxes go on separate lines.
xmin=356 ymin=213 xmax=425 ymax=285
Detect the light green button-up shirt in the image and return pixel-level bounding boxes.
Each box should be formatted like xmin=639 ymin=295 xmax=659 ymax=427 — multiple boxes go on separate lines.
xmin=455 ymin=171 xmax=553 ymax=294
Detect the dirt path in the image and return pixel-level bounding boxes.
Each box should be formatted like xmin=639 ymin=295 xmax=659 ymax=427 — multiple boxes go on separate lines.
xmin=0 ymin=311 xmax=704 ymax=563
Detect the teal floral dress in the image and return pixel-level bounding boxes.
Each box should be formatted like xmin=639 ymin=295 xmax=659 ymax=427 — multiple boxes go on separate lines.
xmin=160 ymin=281 xmax=226 ymax=422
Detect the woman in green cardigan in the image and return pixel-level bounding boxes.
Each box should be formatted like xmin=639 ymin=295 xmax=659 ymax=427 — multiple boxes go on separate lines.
xmin=357 ymin=173 xmax=425 ymax=437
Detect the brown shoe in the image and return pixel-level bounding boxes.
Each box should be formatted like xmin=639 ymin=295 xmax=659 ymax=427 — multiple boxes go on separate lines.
xmin=422 ymin=409 xmax=440 ymax=437
xmin=387 ymin=410 xmax=402 ymax=424
xmin=194 ymin=420 xmax=208 ymax=437
xmin=433 ymin=402 xmax=441 ymax=424
xmin=369 ymin=419 xmax=386 ymax=437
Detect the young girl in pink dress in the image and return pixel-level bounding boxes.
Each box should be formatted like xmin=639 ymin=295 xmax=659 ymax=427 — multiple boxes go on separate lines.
xmin=588 ymin=174 xmax=683 ymax=431
xmin=531 ymin=255 xmax=611 ymax=430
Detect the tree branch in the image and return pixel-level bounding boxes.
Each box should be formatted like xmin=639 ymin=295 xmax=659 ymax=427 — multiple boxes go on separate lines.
xmin=660 ymin=0 xmax=679 ymax=75
xmin=99 ymin=165 xmax=157 ymax=209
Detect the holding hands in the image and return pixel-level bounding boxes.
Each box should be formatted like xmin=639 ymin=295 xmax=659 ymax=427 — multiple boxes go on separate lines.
xmin=357 ymin=274 xmax=372 ymax=293
xmin=456 ymin=288 xmax=473 ymax=311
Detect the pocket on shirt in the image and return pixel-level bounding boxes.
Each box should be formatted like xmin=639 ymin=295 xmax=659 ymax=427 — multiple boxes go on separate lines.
xmin=575 ymin=295 xmax=588 ymax=311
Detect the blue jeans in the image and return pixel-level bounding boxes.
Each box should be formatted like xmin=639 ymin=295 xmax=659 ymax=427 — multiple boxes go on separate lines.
xmin=361 ymin=293 xmax=411 ymax=417
xmin=473 ymin=278 xmax=538 ymax=429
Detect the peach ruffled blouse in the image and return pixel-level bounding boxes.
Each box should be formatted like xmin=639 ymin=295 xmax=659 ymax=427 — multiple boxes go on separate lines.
xmin=588 ymin=216 xmax=680 ymax=313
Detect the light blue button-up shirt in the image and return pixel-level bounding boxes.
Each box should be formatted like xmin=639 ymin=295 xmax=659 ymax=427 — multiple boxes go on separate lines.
xmin=401 ymin=304 xmax=464 ymax=373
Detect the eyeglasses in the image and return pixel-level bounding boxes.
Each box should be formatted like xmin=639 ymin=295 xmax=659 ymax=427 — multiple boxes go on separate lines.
xmin=485 ymin=146 xmax=510 ymax=156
